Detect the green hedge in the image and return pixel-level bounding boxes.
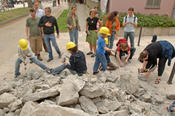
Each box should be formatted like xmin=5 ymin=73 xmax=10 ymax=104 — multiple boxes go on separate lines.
xmin=100 ymin=12 xmax=175 ymax=27
xmin=119 ymin=13 xmax=175 ymax=27
xmin=0 ymin=8 xmax=29 ymax=23
xmin=57 ymin=9 xmax=70 ymax=32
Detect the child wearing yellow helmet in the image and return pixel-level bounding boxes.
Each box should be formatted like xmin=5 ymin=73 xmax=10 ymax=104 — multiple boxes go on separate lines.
xmin=93 ymin=27 xmax=115 ymax=75
xmin=15 ymin=39 xmax=50 ymax=78
xmin=51 ymin=42 xmax=87 ymax=76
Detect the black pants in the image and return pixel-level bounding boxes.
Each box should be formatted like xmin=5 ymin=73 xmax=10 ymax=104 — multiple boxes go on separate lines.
xmin=158 ymin=56 xmax=167 ymax=76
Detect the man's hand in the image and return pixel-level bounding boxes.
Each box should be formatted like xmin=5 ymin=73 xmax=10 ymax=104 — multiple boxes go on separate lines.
xmin=42 ymin=33 xmax=44 ymax=39
xmin=56 ymin=34 xmax=59 ymax=38
xmin=45 ymin=22 xmax=52 ymax=27
xmin=27 ymin=36 xmax=30 ymax=40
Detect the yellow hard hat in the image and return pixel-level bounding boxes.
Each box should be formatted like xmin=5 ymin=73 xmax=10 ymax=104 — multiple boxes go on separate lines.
xmin=99 ymin=27 xmax=110 ymax=35
xmin=104 ymin=37 xmax=109 ymax=45
xmin=18 ymin=39 xmax=28 ymax=50
xmin=66 ymin=42 xmax=76 ymax=50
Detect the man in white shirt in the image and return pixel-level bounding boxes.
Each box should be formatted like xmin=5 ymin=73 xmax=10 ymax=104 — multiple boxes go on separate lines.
xmin=34 ymin=2 xmax=48 ymax=52
xmin=123 ymin=7 xmax=138 ymax=48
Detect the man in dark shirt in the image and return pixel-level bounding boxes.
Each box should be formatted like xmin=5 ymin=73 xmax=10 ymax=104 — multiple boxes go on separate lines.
xmin=39 ymin=7 xmax=61 ymax=62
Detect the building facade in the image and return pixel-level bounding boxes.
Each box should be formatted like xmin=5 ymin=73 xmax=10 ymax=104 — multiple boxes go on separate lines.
xmin=100 ymin=0 xmax=175 ymax=18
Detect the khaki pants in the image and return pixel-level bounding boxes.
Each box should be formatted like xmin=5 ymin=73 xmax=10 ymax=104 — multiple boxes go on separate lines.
xmin=29 ymin=36 xmax=42 ymax=54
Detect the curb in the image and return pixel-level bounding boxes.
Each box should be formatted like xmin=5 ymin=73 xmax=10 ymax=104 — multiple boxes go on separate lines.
xmin=0 ymin=13 xmax=29 ymax=25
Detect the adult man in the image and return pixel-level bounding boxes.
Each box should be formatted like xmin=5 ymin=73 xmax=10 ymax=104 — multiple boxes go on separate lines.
xmin=123 ymin=7 xmax=137 ymax=48
xmin=34 ymin=2 xmax=48 ymax=52
xmin=39 ymin=7 xmax=62 ymax=62
xmin=67 ymin=6 xmax=80 ymax=45
xmin=26 ymin=8 xmax=43 ymax=61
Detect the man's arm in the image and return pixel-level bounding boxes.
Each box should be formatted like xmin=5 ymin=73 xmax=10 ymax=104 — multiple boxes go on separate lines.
xmin=131 ymin=17 xmax=138 ymax=27
xmin=122 ymin=16 xmax=129 ymax=27
xmin=26 ymin=27 xmax=29 ymax=40
xmin=54 ymin=17 xmax=59 ymax=36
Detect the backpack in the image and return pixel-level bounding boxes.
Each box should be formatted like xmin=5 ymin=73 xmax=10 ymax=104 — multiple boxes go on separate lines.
xmin=116 ymin=39 xmax=128 ymax=47
xmin=125 ymin=16 xmax=136 ymax=23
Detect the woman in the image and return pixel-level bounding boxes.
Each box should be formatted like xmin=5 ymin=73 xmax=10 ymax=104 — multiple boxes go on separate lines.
xmin=138 ymin=40 xmax=175 ymax=84
xmin=67 ymin=6 xmax=80 ymax=45
xmin=86 ymin=9 xmax=102 ymax=57
xmin=106 ymin=11 xmax=120 ymax=49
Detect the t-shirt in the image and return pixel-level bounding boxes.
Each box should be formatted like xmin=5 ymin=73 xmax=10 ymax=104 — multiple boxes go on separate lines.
xmin=26 ymin=17 xmax=41 ymax=37
xmin=117 ymin=45 xmax=130 ymax=52
xmin=123 ymin=15 xmax=138 ymax=32
xmin=39 ymin=16 xmax=59 ymax=34
xmin=36 ymin=9 xmax=45 ymax=18
xmin=97 ymin=37 xmax=106 ymax=54
xmin=87 ymin=17 xmax=99 ymax=30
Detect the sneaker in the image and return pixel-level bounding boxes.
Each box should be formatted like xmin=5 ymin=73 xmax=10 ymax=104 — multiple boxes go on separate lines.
xmin=45 ymin=69 xmax=52 ymax=74
xmin=47 ymin=59 xmax=53 ymax=62
xmin=58 ymin=53 xmax=62 ymax=58
xmin=93 ymin=71 xmax=99 ymax=75
xmin=14 ymin=72 xmax=21 ymax=78
xmin=87 ymin=51 xmax=93 ymax=55
xmin=91 ymin=53 xmax=96 ymax=57
xmin=37 ymin=55 xmax=43 ymax=61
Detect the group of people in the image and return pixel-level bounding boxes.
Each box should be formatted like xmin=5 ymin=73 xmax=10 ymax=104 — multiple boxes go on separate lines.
xmin=14 ymin=3 xmax=175 ymax=85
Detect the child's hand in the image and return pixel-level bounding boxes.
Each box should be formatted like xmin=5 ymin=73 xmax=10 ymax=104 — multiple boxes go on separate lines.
xmin=120 ymin=63 xmax=124 ymax=67
xmin=125 ymin=59 xmax=128 ymax=64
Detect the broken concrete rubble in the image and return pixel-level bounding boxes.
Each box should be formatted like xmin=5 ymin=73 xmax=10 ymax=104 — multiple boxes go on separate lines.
xmin=0 ymin=71 xmax=170 ymax=116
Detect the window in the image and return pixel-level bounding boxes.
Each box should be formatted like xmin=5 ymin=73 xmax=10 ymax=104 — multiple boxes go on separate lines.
xmin=145 ymin=0 xmax=162 ymax=8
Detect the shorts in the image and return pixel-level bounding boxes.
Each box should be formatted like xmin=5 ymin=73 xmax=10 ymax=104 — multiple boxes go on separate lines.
xmin=29 ymin=36 xmax=42 ymax=54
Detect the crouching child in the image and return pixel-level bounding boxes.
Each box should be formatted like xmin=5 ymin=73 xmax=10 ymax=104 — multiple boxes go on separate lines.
xmin=51 ymin=42 xmax=87 ymax=76
xmin=115 ymin=38 xmax=135 ymax=67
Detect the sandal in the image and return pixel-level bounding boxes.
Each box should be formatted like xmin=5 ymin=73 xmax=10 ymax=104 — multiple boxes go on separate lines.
xmin=155 ymin=78 xmax=161 ymax=84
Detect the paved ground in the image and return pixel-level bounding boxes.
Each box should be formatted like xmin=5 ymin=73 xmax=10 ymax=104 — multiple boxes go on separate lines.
xmin=0 ymin=3 xmax=175 ymax=100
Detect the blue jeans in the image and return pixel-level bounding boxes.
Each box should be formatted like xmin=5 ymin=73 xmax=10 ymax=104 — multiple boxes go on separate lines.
xmin=124 ymin=32 xmax=135 ymax=48
xmin=51 ymin=64 xmax=77 ymax=75
xmin=15 ymin=57 xmax=49 ymax=76
xmin=109 ymin=31 xmax=116 ymax=49
xmin=44 ymin=34 xmax=61 ymax=60
xmin=93 ymin=51 xmax=107 ymax=72
xmin=69 ymin=28 xmax=78 ymax=45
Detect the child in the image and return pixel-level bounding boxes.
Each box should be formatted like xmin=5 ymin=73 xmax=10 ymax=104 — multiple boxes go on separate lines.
xmin=93 ymin=27 xmax=114 ymax=75
xmin=116 ymin=38 xmax=135 ymax=67
xmin=51 ymin=42 xmax=87 ymax=76
xmin=15 ymin=39 xmax=50 ymax=78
